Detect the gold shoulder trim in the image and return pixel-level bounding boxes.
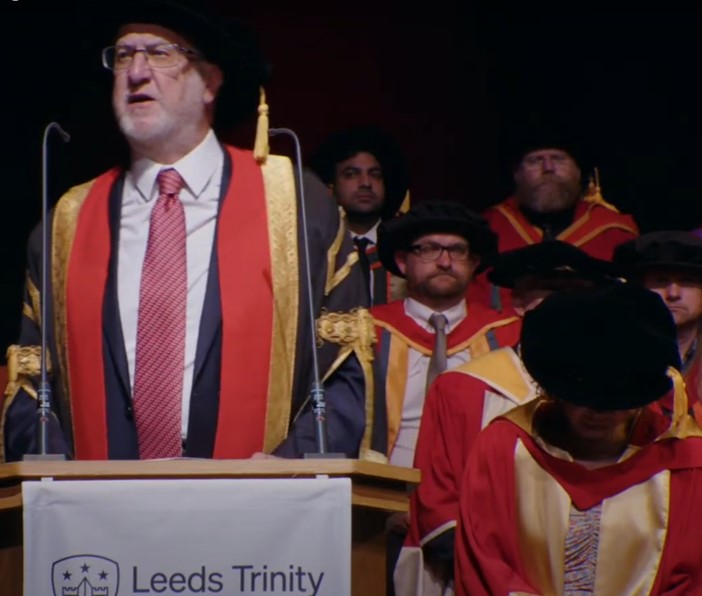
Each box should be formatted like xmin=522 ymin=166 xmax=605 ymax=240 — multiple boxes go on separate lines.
xmin=501 ymin=397 xmax=545 ymax=435
xmin=25 ymin=274 xmax=41 ymax=325
xmin=261 ymin=154 xmax=299 ymax=451
xmin=325 ymin=208 xmax=358 ymax=295
xmin=5 ymin=343 xmax=47 ymax=399
xmin=6 ymin=344 xmax=51 ymax=380
xmin=1 ymin=344 xmax=45 ymax=460
xmin=495 ymin=203 xmax=538 ymax=244
xmin=570 ymin=222 xmax=639 ymax=248
xmin=452 ymin=348 xmax=535 ymax=404
xmin=317 ymin=307 xmax=378 ymax=457
xmin=317 ymin=307 xmax=376 ymax=357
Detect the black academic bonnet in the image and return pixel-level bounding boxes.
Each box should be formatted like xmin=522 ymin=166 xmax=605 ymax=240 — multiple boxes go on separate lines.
xmin=613 ymin=231 xmax=702 ymax=280
xmin=499 ymin=115 xmax=592 ymax=175
xmin=486 ymin=241 xmax=618 ymax=289
xmin=377 ymin=201 xmax=497 ymax=277
xmin=309 ymin=125 xmax=409 ymax=219
xmin=82 ymin=0 xmax=270 ymax=129
xmin=520 ymin=283 xmax=680 ymax=410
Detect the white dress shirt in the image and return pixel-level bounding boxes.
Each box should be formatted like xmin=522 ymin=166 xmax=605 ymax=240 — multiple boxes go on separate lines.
xmin=117 ymin=129 xmax=224 ymax=437
xmin=389 ymin=297 xmax=471 ymax=467
xmin=352 ymin=220 xmax=380 ymax=245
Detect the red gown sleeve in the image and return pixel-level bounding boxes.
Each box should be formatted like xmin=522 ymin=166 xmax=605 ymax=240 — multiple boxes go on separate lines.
xmin=414 ymin=373 xmax=488 ymax=547
xmin=455 ymin=420 xmax=542 ymax=596
xmin=650 ymin=466 xmax=702 ymax=594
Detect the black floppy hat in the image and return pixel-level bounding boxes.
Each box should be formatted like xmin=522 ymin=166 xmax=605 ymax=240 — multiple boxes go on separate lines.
xmin=377 ymin=201 xmax=497 ymax=277
xmin=486 ymin=241 xmax=618 ymax=289
xmin=309 ymin=125 xmax=409 ymax=219
xmin=613 ymin=231 xmax=702 ymax=279
xmin=85 ymin=0 xmax=270 ymax=129
xmin=500 ymin=115 xmax=591 ymax=175
xmin=520 ymin=283 xmax=680 ymax=410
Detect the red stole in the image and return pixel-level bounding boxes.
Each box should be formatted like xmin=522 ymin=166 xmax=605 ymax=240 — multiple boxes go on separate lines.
xmin=372 ymin=300 xmax=518 ymax=354
xmin=504 ymin=410 xmax=702 ymax=510
xmin=490 ymin=196 xmax=638 ymax=249
xmin=66 ymin=147 xmax=274 ymax=459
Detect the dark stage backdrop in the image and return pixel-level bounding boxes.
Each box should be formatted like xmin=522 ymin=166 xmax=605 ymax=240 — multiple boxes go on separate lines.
xmin=2 ymin=2 xmax=701 ymax=359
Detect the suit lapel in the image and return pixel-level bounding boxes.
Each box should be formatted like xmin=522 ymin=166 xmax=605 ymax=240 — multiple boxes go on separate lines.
xmin=103 ymin=174 xmax=131 ymax=399
xmin=192 ymin=149 xmax=231 ymax=383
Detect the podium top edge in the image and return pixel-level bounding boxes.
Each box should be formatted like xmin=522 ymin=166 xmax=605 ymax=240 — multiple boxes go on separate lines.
xmin=0 ymin=458 xmax=420 ymax=486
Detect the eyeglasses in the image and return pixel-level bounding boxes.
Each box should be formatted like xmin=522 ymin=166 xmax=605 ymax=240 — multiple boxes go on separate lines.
xmin=409 ymin=243 xmax=471 ymax=262
xmin=101 ymin=43 xmax=203 ymax=71
xmin=521 ymin=152 xmax=572 ymax=168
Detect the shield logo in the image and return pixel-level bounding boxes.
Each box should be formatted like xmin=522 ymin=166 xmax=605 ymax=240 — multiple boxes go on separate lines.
xmin=51 ymin=554 xmax=120 ymax=596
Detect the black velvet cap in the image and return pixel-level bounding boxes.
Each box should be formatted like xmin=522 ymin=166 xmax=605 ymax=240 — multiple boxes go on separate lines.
xmin=377 ymin=201 xmax=497 ymax=277
xmin=501 ymin=115 xmax=591 ymax=174
xmin=309 ymin=125 xmax=409 ymax=219
xmin=520 ymin=284 xmax=680 ymax=410
xmin=88 ymin=0 xmax=270 ymax=129
xmin=486 ymin=241 xmax=618 ymax=289
xmin=613 ymin=231 xmax=702 ymax=279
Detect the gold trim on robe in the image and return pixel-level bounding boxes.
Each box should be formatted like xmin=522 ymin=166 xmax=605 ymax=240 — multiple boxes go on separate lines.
xmin=317 ymin=307 xmax=385 ymax=462
xmin=261 ymin=155 xmax=299 ymax=451
xmin=325 ymin=208 xmax=358 ymax=295
xmin=51 ymin=179 xmax=98 ymax=449
xmin=1 ymin=345 xmax=44 ymax=462
xmin=515 ymin=439 xmax=670 ymax=596
xmin=452 ymin=348 xmax=536 ymax=405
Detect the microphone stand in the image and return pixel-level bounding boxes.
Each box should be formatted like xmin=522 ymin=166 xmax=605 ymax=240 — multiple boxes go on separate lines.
xmin=269 ymin=128 xmax=344 ymax=459
xmin=24 ymin=122 xmax=70 ymax=461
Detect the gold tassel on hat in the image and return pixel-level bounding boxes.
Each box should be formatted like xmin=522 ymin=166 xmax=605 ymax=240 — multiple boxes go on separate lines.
xmin=253 ymin=87 xmax=269 ymax=164
xmin=398 ymin=189 xmax=411 ymax=214
xmin=583 ymin=167 xmax=621 ymax=213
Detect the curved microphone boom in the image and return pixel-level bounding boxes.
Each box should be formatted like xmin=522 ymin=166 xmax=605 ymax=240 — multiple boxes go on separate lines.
xmin=26 ymin=122 xmax=70 ymax=460
xmin=269 ymin=127 xmax=340 ymax=457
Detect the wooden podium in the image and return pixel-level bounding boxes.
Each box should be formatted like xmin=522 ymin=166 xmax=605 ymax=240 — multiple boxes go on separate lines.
xmin=0 ymin=459 xmax=419 ymax=596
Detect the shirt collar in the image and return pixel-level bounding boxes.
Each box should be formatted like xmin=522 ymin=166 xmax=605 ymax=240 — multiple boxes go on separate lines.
xmin=129 ymin=129 xmax=223 ymax=202
xmin=351 ymin=220 xmax=380 ymax=245
xmin=404 ymin=297 xmax=467 ymax=333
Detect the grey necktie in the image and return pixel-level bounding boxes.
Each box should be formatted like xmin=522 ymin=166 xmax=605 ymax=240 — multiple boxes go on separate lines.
xmin=426 ymin=313 xmax=448 ymax=392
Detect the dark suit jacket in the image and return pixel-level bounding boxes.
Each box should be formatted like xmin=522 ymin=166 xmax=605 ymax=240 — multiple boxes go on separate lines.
xmin=3 ymin=147 xmax=387 ymax=461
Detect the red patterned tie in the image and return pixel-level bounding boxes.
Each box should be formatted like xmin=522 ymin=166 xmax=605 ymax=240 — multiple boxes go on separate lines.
xmin=133 ymin=168 xmax=186 ymax=459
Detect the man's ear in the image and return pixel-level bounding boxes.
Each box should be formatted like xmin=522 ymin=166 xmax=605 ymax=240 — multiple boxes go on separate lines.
xmin=395 ymin=251 xmax=408 ymax=276
xmin=510 ymin=290 xmax=527 ymax=317
xmin=469 ymin=255 xmax=481 ymax=277
xmin=201 ymin=63 xmax=223 ymax=104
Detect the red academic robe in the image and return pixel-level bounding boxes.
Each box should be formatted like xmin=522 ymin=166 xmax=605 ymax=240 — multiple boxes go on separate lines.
xmin=471 ymin=197 xmax=639 ymax=311
xmin=2 ymin=146 xmax=381 ymax=462
xmin=456 ymin=398 xmax=702 ymax=596
xmin=371 ymin=301 xmax=521 ymax=456
xmin=394 ymin=347 xmax=535 ymax=596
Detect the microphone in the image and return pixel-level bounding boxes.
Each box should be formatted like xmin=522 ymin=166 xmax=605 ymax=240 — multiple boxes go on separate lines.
xmin=269 ymin=127 xmax=344 ymax=459
xmin=23 ymin=122 xmax=70 ymax=461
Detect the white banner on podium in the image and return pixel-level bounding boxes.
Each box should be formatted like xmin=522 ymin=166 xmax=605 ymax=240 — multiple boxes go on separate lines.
xmin=23 ymin=477 xmax=351 ymax=596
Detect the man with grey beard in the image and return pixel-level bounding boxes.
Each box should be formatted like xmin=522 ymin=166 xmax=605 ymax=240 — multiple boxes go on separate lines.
xmin=2 ymin=0 xmax=386 ymax=463
xmin=472 ymin=126 xmax=638 ymax=311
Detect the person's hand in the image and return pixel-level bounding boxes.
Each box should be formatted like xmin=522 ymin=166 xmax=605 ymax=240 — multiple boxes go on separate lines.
xmin=250 ymin=451 xmax=282 ymax=460
xmin=386 ymin=511 xmax=410 ymax=533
